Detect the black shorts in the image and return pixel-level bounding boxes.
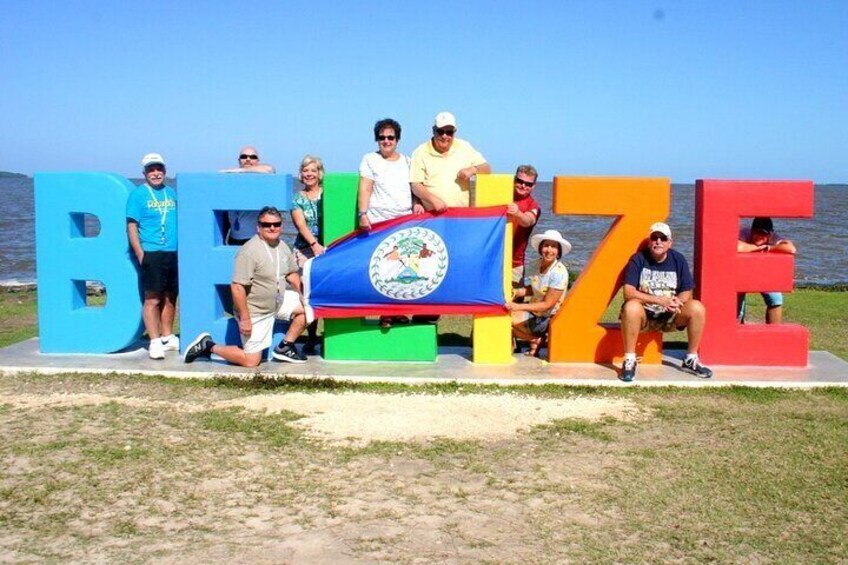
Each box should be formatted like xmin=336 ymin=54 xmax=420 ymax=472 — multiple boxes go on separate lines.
xmin=526 ymin=315 xmax=551 ymax=337
xmin=141 ymin=251 xmax=179 ymax=294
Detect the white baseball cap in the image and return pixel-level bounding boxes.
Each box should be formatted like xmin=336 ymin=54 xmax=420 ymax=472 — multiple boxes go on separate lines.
xmin=649 ymin=222 xmax=672 ymax=239
xmin=434 ymin=111 xmax=457 ymax=128
xmin=141 ymin=153 xmax=166 ymax=168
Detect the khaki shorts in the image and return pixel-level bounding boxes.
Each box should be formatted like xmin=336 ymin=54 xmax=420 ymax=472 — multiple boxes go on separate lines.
xmin=241 ymin=290 xmax=302 ymax=354
xmin=620 ymin=306 xmax=681 ymax=333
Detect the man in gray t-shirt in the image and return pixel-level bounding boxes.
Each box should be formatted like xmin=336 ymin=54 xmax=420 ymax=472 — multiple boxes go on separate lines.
xmin=184 ymin=206 xmax=308 ymax=366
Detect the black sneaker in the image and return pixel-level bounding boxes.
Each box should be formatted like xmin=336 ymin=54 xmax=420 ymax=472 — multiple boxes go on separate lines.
xmin=272 ymin=342 xmax=307 ymax=364
xmin=184 ymin=332 xmax=214 ymax=363
xmin=619 ymin=357 xmax=637 ymax=382
xmin=681 ymin=357 xmax=713 ymax=378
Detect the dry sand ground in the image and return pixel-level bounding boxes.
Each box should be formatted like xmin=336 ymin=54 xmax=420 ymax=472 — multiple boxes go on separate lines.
xmin=3 ymin=375 xmax=846 ymax=564
xmin=1 ymin=377 xmax=645 ymax=563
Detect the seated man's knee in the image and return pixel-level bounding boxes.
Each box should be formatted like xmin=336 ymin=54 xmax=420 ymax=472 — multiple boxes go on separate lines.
xmin=243 ymin=352 xmax=263 ymax=368
xmin=621 ymin=299 xmax=645 ymax=320
xmin=683 ymin=298 xmax=706 ymax=320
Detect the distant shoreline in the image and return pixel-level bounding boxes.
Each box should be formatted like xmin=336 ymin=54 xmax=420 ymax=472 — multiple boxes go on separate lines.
xmin=0 ymin=171 xmax=28 ymax=179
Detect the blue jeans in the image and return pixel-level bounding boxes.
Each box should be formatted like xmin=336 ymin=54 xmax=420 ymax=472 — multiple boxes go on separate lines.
xmin=737 ymin=292 xmax=783 ymax=322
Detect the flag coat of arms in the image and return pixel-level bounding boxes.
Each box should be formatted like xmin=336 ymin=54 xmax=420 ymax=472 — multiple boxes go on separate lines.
xmin=304 ymin=207 xmax=507 ymax=319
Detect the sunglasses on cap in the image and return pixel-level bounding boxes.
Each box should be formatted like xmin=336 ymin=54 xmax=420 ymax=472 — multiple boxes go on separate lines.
xmin=434 ymin=127 xmax=456 ymax=137
xmin=239 ymin=154 xmax=259 ymax=160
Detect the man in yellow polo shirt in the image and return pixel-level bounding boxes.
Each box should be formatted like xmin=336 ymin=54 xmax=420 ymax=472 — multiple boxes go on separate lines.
xmin=410 ymin=111 xmax=491 ymax=211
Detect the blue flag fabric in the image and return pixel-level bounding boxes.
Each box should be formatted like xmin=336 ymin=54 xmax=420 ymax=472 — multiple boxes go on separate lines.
xmin=304 ymin=207 xmax=507 ymax=318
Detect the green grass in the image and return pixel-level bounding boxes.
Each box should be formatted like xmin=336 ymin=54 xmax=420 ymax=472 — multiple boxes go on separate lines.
xmin=2 ymin=372 xmax=847 ymax=562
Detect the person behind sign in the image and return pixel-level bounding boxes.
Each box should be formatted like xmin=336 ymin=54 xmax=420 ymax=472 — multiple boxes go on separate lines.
xmin=507 ymin=164 xmax=542 ymax=288
xmin=220 ymin=145 xmax=276 ymax=245
xmin=409 ymin=111 xmax=491 ymax=324
xmin=736 ymin=217 xmax=797 ymax=324
xmin=126 ymin=153 xmax=179 ymax=359
xmin=506 ymin=229 xmax=571 ymax=357
xmin=291 ymin=155 xmax=324 ymax=353
xmin=409 ymin=111 xmax=491 ymax=212
xmin=357 ymin=118 xmax=425 ymax=328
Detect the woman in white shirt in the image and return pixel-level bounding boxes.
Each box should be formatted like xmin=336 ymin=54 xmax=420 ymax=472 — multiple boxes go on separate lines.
xmin=357 ymin=118 xmax=424 ymax=328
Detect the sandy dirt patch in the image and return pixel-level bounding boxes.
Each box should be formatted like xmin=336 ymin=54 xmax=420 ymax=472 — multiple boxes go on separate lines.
xmin=3 ymin=391 xmax=639 ymax=445
xmin=218 ymin=392 xmax=640 ymax=444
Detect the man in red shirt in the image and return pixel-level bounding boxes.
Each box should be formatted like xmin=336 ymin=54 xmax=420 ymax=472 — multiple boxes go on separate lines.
xmin=507 ymin=164 xmax=542 ymax=288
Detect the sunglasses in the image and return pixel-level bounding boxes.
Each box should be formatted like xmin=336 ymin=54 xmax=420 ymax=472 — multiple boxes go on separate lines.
xmin=650 ymin=233 xmax=669 ymax=242
xmin=377 ymin=135 xmax=396 ymax=141
xmin=258 ymin=221 xmax=282 ymax=228
xmin=434 ymin=128 xmax=456 ymax=137
xmin=239 ymin=154 xmax=259 ymax=160
xmin=145 ymin=164 xmax=165 ymax=172
xmin=514 ymin=177 xmax=535 ymax=188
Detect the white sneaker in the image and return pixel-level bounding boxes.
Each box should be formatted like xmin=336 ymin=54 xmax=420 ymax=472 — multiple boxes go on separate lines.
xmin=161 ymin=335 xmax=180 ymax=352
xmin=149 ymin=339 xmax=165 ymax=360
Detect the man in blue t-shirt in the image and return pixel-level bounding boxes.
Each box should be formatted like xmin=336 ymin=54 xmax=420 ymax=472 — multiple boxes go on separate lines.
xmin=126 ymin=153 xmax=178 ymax=359
xmin=618 ymin=222 xmax=712 ymax=382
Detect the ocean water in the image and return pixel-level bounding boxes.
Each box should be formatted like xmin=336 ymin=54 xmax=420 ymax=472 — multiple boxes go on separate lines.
xmin=1 ymin=176 xmax=845 ymax=286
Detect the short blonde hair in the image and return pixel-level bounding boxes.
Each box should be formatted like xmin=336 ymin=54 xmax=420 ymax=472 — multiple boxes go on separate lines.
xmin=299 ymin=154 xmax=325 ymax=184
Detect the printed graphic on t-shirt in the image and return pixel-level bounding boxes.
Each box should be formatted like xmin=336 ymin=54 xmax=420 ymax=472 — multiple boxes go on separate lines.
xmin=639 ymin=268 xmax=678 ymax=315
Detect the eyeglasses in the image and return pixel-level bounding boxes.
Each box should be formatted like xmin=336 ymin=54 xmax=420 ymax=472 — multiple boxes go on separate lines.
xmin=650 ymin=233 xmax=669 ymax=242
xmin=258 ymin=221 xmax=282 ymax=228
xmin=434 ymin=128 xmax=456 ymax=137
xmin=239 ymin=154 xmax=259 ymax=160
xmin=377 ymin=135 xmax=396 ymax=141
xmin=514 ymin=177 xmax=535 ymax=188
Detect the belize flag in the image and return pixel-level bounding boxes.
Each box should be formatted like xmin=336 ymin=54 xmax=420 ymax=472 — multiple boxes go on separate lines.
xmin=304 ymin=207 xmax=508 ymax=319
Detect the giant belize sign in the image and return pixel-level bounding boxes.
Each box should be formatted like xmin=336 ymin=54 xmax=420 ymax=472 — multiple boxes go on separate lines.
xmin=34 ymin=172 xmax=814 ymax=366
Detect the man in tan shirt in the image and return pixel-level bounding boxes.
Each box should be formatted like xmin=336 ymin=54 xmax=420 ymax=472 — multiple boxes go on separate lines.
xmin=410 ymin=111 xmax=491 ymax=211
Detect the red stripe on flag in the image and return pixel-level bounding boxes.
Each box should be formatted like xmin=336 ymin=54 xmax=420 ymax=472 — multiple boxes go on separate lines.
xmin=326 ymin=205 xmax=508 ymax=248
xmin=313 ymin=303 xmax=507 ymax=318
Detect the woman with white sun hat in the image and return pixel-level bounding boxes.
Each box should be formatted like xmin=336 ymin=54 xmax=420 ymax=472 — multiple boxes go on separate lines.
xmin=506 ymin=229 xmax=572 ymax=357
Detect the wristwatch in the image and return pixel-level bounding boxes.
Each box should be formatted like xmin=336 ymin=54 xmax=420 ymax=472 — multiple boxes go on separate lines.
xmin=357 ymin=210 xmax=368 ymax=217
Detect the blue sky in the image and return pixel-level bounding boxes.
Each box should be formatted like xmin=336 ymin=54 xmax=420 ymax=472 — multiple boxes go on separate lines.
xmin=1 ymin=1 xmax=845 ymax=182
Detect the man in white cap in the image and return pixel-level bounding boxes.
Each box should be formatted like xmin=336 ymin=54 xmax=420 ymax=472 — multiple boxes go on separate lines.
xmin=220 ymin=145 xmax=277 ymax=245
xmin=410 ymin=111 xmax=491 ymax=212
xmin=126 ymin=153 xmax=179 ymax=359
xmin=619 ymin=222 xmax=712 ymax=381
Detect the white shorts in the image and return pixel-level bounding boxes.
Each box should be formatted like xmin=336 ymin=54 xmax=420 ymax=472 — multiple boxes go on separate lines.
xmin=241 ymin=290 xmax=302 ymax=354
